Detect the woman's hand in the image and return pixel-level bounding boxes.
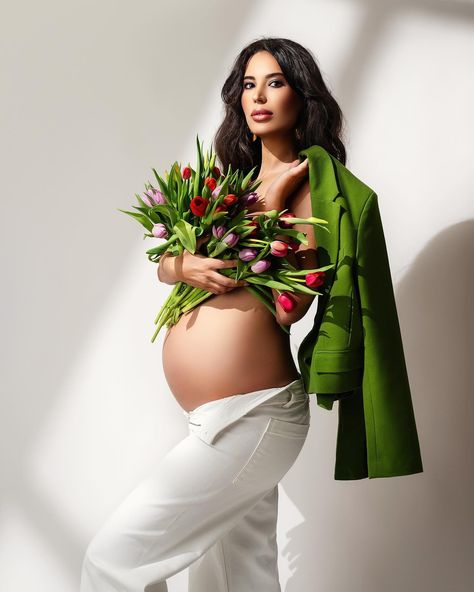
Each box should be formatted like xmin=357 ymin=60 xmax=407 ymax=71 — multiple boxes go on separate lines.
xmin=264 ymin=157 xmax=309 ymax=211
xmin=178 ymin=235 xmax=249 ymax=295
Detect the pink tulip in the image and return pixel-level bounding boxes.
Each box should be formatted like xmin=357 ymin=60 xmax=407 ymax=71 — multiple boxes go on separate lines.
xmin=239 ymin=247 xmax=258 ymax=261
xmin=212 ymin=224 xmax=226 ymax=239
xmin=223 ymin=232 xmax=239 ymax=248
xmin=270 ymin=240 xmax=288 ymax=257
xmin=250 ymin=259 xmax=271 ymax=273
xmin=152 ymin=223 xmax=168 ymax=239
xmin=306 ymin=271 xmax=326 ymax=288
xmin=211 ymin=185 xmax=222 ymax=199
xmin=278 ymin=291 xmax=296 ymax=312
xmin=143 ymin=187 xmax=165 ymax=206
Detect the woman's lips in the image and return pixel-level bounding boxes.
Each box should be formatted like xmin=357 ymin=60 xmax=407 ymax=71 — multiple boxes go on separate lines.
xmin=251 ymin=113 xmax=273 ymax=121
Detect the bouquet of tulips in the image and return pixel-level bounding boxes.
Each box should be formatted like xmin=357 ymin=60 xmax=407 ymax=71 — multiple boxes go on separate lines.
xmin=119 ymin=135 xmax=334 ymax=342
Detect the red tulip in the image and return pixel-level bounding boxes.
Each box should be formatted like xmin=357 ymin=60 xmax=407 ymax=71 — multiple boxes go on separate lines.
xmin=306 ymin=271 xmax=325 ymax=288
xmin=214 ymin=205 xmax=227 ymax=213
xmin=212 ymin=166 xmax=221 ymax=177
xmin=288 ymin=238 xmax=300 ymax=251
xmin=223 ymin=193 xmax=237 ymax=207
xmin=247 ymin=220 xmax=259 ymax=236
xmin=190 ymin=196 xmax=209 ymax=217
xmin=278 ymin=291 xmax=297 ymax=312
xmin=182 ymin=166 xmax=192 ymax=180
xmin=279 ymin=212 xmax=296 ymax=228
xmin=205 ymin=177 xmax=217 ymax=191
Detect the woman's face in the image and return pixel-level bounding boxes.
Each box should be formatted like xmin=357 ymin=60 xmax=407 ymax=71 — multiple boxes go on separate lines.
xmin=241 ymin=50 xmax=303 ymax=140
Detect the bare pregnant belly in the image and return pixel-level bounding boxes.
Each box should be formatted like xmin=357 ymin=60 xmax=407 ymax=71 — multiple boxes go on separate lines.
xmin=162 ymin=287 xmax=301 ymax=412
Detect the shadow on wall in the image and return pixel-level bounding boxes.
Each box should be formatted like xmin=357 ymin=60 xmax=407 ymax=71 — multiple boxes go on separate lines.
xmin=282 ymin=219 xmax=474 ymax=592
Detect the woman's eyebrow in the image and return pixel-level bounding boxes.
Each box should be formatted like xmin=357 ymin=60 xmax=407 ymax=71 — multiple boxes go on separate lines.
xmin=243 ymin=72 xmax=285 ymax=80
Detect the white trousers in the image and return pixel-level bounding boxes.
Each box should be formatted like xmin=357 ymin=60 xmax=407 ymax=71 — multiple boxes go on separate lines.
xmin=80 ymin=376 xmax=310 ymax=592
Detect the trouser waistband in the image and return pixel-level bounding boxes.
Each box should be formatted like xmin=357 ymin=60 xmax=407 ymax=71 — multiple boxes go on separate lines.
xmin=183 ymin=376 xmax=307 ymax=445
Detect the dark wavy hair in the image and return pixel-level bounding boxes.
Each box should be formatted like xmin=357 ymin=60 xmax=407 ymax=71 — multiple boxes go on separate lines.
xmin=213 ymin=36 xmax=346 ymax=177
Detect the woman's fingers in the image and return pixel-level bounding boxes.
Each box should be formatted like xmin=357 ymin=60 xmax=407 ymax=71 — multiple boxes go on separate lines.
xmin=290 ymin=158 xmax=308 ymax=175
xmin=211 ymin=270 xmax=248 ymax=288
xmin=209 ymin=260 xmax=249 ymax=288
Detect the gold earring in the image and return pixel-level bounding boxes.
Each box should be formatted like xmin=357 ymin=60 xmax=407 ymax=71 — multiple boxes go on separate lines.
xmin=252 ymin=133 xmax=257 ymax=142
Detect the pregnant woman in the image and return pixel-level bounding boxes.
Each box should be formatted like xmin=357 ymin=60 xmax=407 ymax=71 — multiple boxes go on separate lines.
xmin=81 ymin=36 xmax=346 ymax=591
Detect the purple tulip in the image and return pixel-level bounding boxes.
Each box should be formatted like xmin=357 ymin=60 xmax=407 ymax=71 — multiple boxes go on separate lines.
xmin=152 ymin=223 xmax=168 ymax=239
xmin=223 ymin=232 xmax=239 ymax=248
xmin=239 ymin=247 xmax=258 ymax=261
xmin=212 ymin=224 xmax=226 ymax=239
xmin=250 ymin=259 xmax=271 ymax=273
xmin=143 ymin=187 xmax=165 ymax=206
xmin=211 ymin=185 xmax=222 ymax=199
xmin=241 ymin=191 xmax=258 ymax=206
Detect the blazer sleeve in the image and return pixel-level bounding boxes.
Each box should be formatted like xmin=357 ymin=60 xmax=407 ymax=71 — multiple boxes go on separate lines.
xmin=354 ymin=191 xmax=423 ymax=476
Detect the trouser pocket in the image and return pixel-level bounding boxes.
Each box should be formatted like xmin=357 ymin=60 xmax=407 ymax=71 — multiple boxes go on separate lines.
xmin=232 ymin=417 xmax=310 ymax=486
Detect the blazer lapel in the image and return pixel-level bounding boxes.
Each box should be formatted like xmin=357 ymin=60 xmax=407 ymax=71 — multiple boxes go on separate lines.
xmin=298 ymin=146 xmax=344 ymax=296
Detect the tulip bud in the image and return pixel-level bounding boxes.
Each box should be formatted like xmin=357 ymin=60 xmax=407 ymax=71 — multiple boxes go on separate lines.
xmin=205 ymin=177 xmax=217 ymax=191
xmin=211 ymin=185 xmax=222 ymax=199
xmin=182 ymin=166 xmax=192 ymax=180
xmin=143 ymin=187 xmax=165 ymax=206
xmin=223 ymin=194 xmax=238 ymax=207
xmin=287 ymin=238 xmax=300 ymax=251
xmin=223 ymin=232 xmax=239 ymax=248
xmin=152 ymin=223 xmax=168 ymax=239
xmin=279 ymin=212 xmax=296 ymax=228
xmin=247 ymin=220 xmax=259 ymax=236
xmin=306 ymin=271 xmax=325 ymax=288
xmin=212 ymin=224 xmax=226 ymax=239
xmin=239 ymin=247 xmax=258 ymax=261
xmin=250 ymin=259 xmax=271 ymax=273
xmin=278 ymin=291 xmax=296 ymax=312
xmin=270 ymin=240 xmax=288 ymax=257
xmin=190 ymin=196 xmax=209 ymax=217
xmin=242 ymin=191 xmax=258 ymax=206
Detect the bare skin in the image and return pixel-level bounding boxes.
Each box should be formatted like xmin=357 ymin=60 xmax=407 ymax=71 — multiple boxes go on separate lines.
xmin=161 ymin=50 xmax=317 ymax=412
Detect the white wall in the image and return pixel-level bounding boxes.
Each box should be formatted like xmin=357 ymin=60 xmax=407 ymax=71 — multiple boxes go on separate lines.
xmin=1 ymin=1 xmax=473 ymax=590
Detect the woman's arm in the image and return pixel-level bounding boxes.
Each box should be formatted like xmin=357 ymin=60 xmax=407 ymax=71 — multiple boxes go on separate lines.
xmin=271 ymin=181 xmax=319 ymax=326
xmin=157 ymin=251 xmax=182 ymax=285
xmin=157 ymin=247 xmax=249 ymax=294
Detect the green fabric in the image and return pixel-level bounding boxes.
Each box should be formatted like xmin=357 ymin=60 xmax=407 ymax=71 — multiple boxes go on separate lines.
xmin=297 ymin=145 xmax=423 ymax=480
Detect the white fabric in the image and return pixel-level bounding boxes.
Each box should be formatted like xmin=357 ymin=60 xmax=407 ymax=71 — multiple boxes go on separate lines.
xmin=80 ymin=376 xmax=310 ymax=592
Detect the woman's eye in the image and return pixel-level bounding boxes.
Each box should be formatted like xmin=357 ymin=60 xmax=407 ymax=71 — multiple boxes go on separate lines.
xmin=243 ymin=80 xmax=284 ymax=89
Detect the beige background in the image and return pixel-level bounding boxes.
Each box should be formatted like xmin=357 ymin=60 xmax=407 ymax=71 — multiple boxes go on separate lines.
xmin=1 ymin=0 xmax=473 ymax=590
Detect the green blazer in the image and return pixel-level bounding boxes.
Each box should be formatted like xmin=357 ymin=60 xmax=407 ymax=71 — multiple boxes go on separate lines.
xmin=296 ymin=145 xmax=423 ymax=480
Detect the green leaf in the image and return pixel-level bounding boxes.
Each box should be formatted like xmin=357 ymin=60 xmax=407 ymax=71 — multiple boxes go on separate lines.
xmin=240 ymin=166 xmax=258 ymax=192
xmin=173 ymin=219 xmax=197 ymax=253
xmin=281 ymin=263 xmax=335 ymax=276
xmin=281 ymin=277 xmax=320 ymax=295
xmin=135 ymin=192 xmax=150 ymax=208
xmin=194 ymin=135 xmax=202 ymax=197
xmin=152 ymin=168 xmax=170 ymax=201
xmin=245 ymin=276 xmax=290 ymax=290
xmin=148 ymin=204 xmax=178 ymax=226
xmin=208 ymin=240 xmax=230 ymax=258
xmin=118 ymin=208 xmax=154 ymax=232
